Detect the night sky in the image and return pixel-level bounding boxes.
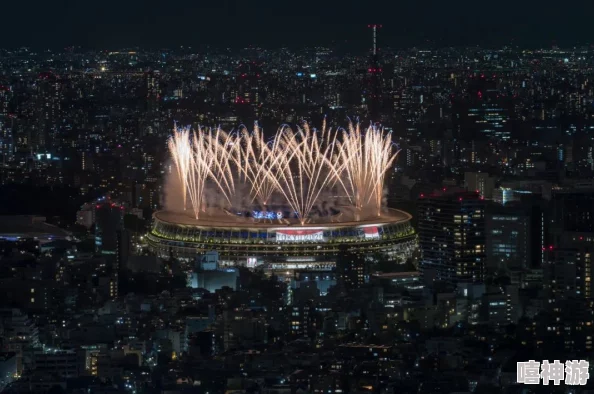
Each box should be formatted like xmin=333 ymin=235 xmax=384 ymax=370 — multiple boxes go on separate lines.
xmin=3 ymin=0 xmax=594 ymax=49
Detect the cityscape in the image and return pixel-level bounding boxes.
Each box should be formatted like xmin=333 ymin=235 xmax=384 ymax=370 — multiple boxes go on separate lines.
xmin=1 ymin=6 xmax=594 ymax=394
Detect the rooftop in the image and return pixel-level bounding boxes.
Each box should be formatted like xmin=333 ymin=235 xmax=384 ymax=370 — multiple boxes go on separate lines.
xmin=0 ymin=216 xmax=71 ymax=242
xmin=154 ymin=207 xmax=411 ymax=230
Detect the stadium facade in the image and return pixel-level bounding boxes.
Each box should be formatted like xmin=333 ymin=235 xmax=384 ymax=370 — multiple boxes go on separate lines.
xmin=147 ymin=208 xmax=417 ymax=271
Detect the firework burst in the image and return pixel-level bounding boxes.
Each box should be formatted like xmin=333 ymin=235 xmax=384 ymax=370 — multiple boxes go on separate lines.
xmin=167 ymin=126 xmax=193 ymax=210
xmin=338 ymin=122 xmax=400 ymax=216
xmin=265 ymin=122 xmax=343 ymax=224
xmin=167 ymin=122 xmax=398 ymax=220
xmin=235 ymin=124 xmax=276 ymax=205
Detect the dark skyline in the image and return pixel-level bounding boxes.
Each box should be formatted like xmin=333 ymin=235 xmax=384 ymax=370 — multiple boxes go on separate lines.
xmin=3 ymin=0 xmax=594 ymax=50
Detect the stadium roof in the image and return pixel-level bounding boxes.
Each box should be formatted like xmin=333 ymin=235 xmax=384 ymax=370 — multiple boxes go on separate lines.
xmin=0 ymin=216 xmax=72 ymax=242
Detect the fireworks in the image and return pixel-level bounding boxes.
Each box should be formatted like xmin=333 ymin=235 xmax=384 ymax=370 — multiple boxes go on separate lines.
xmin=167 ymin=127 xmax=192 ymax=210
xmin=168 ymin=125 xmax=237 ymax=220
xmin=167 ymin=122 xmax=399 ymax=221
xmin=235 ymin=124 xmax=276 ymax=205
xmin=338 ymin=122 xmax=398 ymax=216
xmin=266 ymin=122 xmax=343 ymax=224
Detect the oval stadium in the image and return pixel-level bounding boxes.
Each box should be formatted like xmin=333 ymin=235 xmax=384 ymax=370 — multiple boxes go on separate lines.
xmin=155 ymin=124 xmax=418 ymax=273
xmin=146 ymin=207 xmax=417 ymax=271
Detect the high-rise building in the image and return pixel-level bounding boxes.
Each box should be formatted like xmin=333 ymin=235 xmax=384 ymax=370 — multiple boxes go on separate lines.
xmin=0 ymin=85 xmax=10 ymax=118
xmin=366 ymin=24 xmax=383 ymax=120
xmin=289 ymin=301 xmax=316 ymax=338
xmin=144 ymin=70 xmax=161 ymax=136
xmin=135 ymin=182 xmax=159 ymax=210
xmin=418 ymin=191 xmax=486 ymax=285
xmin=543 ymin=248 xmax=592 ymax=301
xmin=486 ymin=204 xmax=531 ymax=272
xmin=146 ymin=70 xmax=160 ymax=109
xmin=452 ymin=77 xmax=511 ymax=141
xmin=549 ymin=189 xmax=594 ymax=293
xmin=336 ymin=246 xmax=367 ymax=290
xmin=0 ymin=86 xmax=13 ymax=164
xmin=95 ymin=202 xmax=124 ymax=255
xmin=492 ymin=187 xmax=519 ymax=206
xmin=34 ymin=73 xmax=62 ymax=153
xmin=550 ymin=189 xmax=594 ymax=239
xmin=95 ymin=202 xmax=127 ymax=299
xmin=464 ymin=172 xmax=495 ymax=199
xmin=32 ymin=350 xmax=83 ymax=378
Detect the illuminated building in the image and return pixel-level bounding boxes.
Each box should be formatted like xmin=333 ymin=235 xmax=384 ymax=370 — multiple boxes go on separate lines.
xmin=0 ymin=352 xmax=16 ymax=389
xmin=464 ymin=172 xmax=495 ymax=199
xmin=289 ymin=301 xmax=315 ymax=337
xmin=0 ymin=309 xmax=40 ymax=374
xmin=492 ymin=187 xmax=519 ymax=206
xmin=34 ymin=73 xmax=62 ymax=153
xmin=95 ymin=202 xmax=124 ymax=255
xmin=291 ymin=270 xmax=338 ymax=296
xmin=95 ymin=202 xmax=126 ymax=300
xmin=0 ymin=216 xmax=71 ymax=244
xmin=146 ymin=208 xmax=416 ymax=272
xmin=366 ymin=24 xmax=383 ymax=119
xmin=0 ymin=85 xmax=13 ymax=164
xmin=146 ymin=70 xmax=160 ymax=110
xmin=336 ymin=246 xmax=367 ymax=290
xmin=418 ymin=191 xmax=486 ymax=285
xmin=480 ymin=285 xmax=520 ymax=327
xmin=144 ymin=70 xmax=161 ymax=136
xmin=32 ymin=350 xmax=81 ymax=378
xmin=452 ymin=76 xmax=511 ymax=141
xmin=543 ymin=248 xmax=592 ymax=300
xmin=191 ymin=267 xmax=239 ymax=290
xmin=486 ymin=206 xmax=531 ymax=271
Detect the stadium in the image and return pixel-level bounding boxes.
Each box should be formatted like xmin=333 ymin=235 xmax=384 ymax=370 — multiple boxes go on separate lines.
xmin=146 ymin=206 xmax=416 ymax=270
xmin=147 ymin=123 xmax=417 ymax=271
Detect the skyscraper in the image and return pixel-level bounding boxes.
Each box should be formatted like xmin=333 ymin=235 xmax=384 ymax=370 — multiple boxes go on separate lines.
xmin=95 ymin=201 xmax=126 ymax=300
xmin=336 ymin=245 xmax=367 ymax=290
xmin=543 ymin=248 xmax=592 ymax=301
xmin=95 ymin=202 xmax=124 ymax=255
xmin=550 ymin=188 xmax=594 ymax=238
xmin=0 ymin=85 xmax=13 ymax=164
xmin=486 ymin=204 xmax=531 ymax=272
xmin=464 ymin=172 xmax=495 ymax=199
xmin=144 ymin=70 xmax=161 ymax=136
xmin=366 ymin=24 xmax=383 ymax=120
xmin=452 ymin=76 xmax=511 ymax=141
xmin=418 ymin=191 xmax=486 ymax=286
xmin=34 ymin=73 xmax=62 ymax=153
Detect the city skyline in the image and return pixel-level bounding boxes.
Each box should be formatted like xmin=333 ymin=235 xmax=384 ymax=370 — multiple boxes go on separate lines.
xmin=2 ymin=8 xmax=594 ymax=392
